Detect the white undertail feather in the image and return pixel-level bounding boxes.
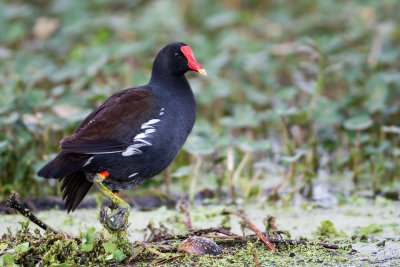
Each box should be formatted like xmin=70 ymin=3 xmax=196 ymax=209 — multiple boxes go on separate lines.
xmin=83 ymin=156 xmax=94 ymax=167
xmin=128 ymin=172 xmax=138 ymax=178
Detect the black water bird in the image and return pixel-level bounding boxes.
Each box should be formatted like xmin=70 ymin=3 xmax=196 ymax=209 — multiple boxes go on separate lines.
xmin=38 ymin=42 xmax=206 ymax=232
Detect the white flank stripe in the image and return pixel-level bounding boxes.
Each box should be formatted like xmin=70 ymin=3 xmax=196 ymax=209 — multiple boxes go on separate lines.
xmin=134 ymin=133 xmax=147 ymax=139
xmin=134 ymin=138 xmax=152 ymax=145
xmin=147 ymin=119 xmax=160 ymax=124
xmin=122 ymin=146 xmax=143 ymax=156
xmin=129 ymin=172 xmax=138 ymax=178
xmin=141 ymin=119 xmax=160 ymax=129
xmin=122 ymin=109 xmax=164 ymax=157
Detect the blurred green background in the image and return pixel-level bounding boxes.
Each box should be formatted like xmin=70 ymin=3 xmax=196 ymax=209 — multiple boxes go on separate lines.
xmin=1 ymin=0 xmax=399 ymax=203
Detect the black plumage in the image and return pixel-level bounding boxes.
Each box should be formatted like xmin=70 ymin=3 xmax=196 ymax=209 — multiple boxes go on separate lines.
xmin=38 ymin=42 xmax=206 ymax=212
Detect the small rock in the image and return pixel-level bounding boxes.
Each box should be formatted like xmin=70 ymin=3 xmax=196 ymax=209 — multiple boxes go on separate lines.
xmin=377 ymin=240 xmax=386 ymax=247
xmin=178 ymin=237 xmax=222 ymax=256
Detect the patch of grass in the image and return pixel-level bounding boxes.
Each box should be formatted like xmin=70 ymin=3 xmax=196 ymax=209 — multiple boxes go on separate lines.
xmin=353 ymin=223 xmax=385 ymax=242
xmin=315 ymin=220 xmax=348 ymax=243
xmin=0 ymin=222 xmax=133 ymax=266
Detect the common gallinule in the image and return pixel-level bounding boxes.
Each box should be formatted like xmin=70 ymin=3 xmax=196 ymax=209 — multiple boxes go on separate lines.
xmin=38 ymin=42 xmax=206 ymax=232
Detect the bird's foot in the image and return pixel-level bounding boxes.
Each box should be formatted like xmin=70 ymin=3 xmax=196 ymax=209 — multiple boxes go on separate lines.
xmin=93 ymin=172 xmax=131 ymax=235
xmin=100 ymin=206 xmax=130 ymax=233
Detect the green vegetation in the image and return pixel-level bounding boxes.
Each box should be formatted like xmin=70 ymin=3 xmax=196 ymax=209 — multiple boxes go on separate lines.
xmin=0 ymin=222 xmax=132 ymax=266
xmin=1 ymin=0 xmax=399 ymax=201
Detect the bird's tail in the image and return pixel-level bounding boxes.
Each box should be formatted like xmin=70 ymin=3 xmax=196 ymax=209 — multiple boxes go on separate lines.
xmin=37 ymin=152 xmax=93 ymax=212
xmin=61 ymin=171 xmax=93 ymax=212
xmin=37 ymin=152 xmax=90 ymax=178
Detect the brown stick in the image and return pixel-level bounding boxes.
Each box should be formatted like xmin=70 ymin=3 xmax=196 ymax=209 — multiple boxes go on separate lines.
xmin=252 ymin=245 xmax=260 ymax=267
xmin=189 ymin=227 xmax=237 ymax=237
xmin=154 ymin=255 xmax=185 ymax=265
xmin=179 ymin=200 xmax=192 ymax=230
xmin=6 ymin=193 xmax=60 ymax=235
xmin=267 ymin=216 xmax=280 ymax=239
xmin=218 ymin=228 xmax=237 ymax=237
xmin=141 ymin=243 xmax=163 ymax=255
xmin=223 ymin=209 xmax=276 ymax=250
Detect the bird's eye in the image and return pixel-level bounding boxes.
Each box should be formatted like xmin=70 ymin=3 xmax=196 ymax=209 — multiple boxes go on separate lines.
xmin=174 ymin=52 xmax=182 ymax=58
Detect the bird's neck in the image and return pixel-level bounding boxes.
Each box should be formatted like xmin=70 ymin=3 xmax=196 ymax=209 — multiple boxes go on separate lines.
xmin=149 ymin=69 xmax=191 ymax=94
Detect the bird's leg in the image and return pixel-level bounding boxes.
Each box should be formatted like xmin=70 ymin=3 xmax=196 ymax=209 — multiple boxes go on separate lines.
xmin=93 ymin=171 xmax=130 ymax=234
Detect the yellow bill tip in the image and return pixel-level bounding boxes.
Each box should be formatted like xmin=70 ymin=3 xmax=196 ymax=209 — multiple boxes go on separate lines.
xmin=197 ymin=69 xmax=207 ymax=76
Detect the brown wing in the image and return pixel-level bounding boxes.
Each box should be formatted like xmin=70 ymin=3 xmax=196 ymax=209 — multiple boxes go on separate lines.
xmin=60 ymin=87 xmax=157 ymax=154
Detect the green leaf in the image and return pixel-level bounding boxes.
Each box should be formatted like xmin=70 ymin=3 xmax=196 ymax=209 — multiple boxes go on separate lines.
xmin=172 ymin=166 xmax=192 ymax=178
xmin=80 ymin=228 xmax=96 ymax=252
xmin=22 ymin=89 xmax=47 ymax=109
xmin=1 ymin=254 xmax=14 ymax=265
xmin=365 ymin=76 xmax=388 ymax=113
xmin=14 ymin=242 xmax=29 ymax=253
xmin=184 ymin=135 xmax=215 ymax=156
xmin=311 ymin=97 xmax=340 ymax=126
xmin=86 ymin=227 xmax=96 ymax=241
xmin=0 ymin=85 xmax=16 ymax=113
xmin=0 ymin=244 xmax=7 ymax=254
xmin=344 ymin=115 xmax=373 ymax=131
xmin=236 ymin=137 xmax=271 ymax=152
xmin=280 ymin=150 xmax=307 ymax=163
xmin=220 ymin=105 xmax=260 ymax=128
xmin=105 ymin=254 xmax=114 ymax=262
xmin=103 ymin=241 xmax=117 ymax=254
xmin=112 ymin=250 xmax=126 ymax=263
xmin=81 ymin=242 xmax=94 ymax=252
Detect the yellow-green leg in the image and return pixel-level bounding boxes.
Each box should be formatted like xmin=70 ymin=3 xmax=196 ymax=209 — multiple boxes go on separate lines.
xmin=93 ymin=173 xmax=130 ymax=234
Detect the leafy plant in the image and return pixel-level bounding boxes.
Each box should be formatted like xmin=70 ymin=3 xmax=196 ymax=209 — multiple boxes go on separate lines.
xmin=1 ymin=0 xmax=400 ymax=202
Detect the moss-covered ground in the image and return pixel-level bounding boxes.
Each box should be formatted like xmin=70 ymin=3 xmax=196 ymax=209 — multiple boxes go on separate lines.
xmin=1 ymin=199 xmax=399 ymax=266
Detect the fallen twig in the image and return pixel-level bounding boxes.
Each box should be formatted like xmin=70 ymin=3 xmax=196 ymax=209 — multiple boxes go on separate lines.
xmin=154 ymin=255 xmax=184 ymax=265
xmin=141 ymin=243 xmax=163 ymax=256
xmin=266 ymin=216 xmax=280 ymax=238
xmin=218 ymin=228 xmax=237 ymax=237
xmin=252 ymin=244 xmax=260 ymax=267
xmin=6 ymin=193 xmax=61 ymax=235
xmin=126 ymin=246 xmax=144 ymax=263
xmin=179 ymin=199 xmax=192 ymax=230
xmin=223 ymin=209 xmax=276 ymax=250
xmin=190 ymin=227 xmax=237 ymax=237
xmin=145 ymin=222 xmax=174 ymax=242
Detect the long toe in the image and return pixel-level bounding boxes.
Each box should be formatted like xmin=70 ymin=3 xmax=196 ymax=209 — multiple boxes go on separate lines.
xmin=100 ymin=207 xmax=109 ymax=226
xmin=109 ymin=209 xmax=125 ymax=228
xmin=115 ymin=211 xmax=129 ymax=231
xmin=110 ymin=208 xmax=129 ymax=231
xmin=99 ymin=207 xmax=129 ymax=233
